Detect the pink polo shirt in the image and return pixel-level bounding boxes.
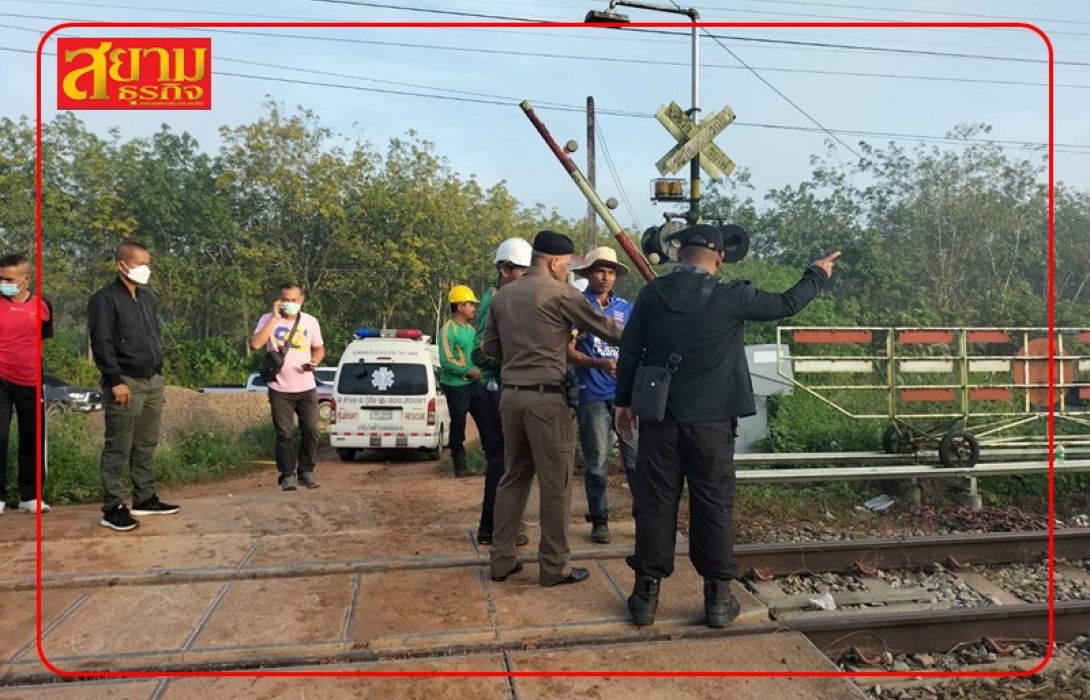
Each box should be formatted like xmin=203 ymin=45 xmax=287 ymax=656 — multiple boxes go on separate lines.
xmin=253 ymin=312 xmax=324 ymax=393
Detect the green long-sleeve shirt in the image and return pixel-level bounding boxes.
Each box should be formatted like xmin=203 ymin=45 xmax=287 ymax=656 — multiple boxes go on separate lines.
xmin=439 ymin=318 xmax=478 ymax=387
xmin=474 ymin=287 xmax=497 ymax=383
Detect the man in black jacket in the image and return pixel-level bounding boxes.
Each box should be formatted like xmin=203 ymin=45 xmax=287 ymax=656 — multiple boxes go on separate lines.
xmin=89 ymin=241 xmax=179 ymax=532
xmin=614 ymin=225 xmax=839 ymax=628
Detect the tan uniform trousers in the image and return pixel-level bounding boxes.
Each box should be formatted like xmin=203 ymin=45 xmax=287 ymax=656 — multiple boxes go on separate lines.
xmin=489 ymin=387 xmax=575 ymax=585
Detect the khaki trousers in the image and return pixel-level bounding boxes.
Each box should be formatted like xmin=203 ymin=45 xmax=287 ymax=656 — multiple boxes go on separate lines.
xmin=489 ymin=388 xmax=575 ymax=585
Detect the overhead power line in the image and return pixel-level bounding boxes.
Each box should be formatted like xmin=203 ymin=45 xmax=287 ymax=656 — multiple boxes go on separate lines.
xmin=625 ymin=0 xmax=1090 ymax=39
xmin=5 ymin=17 xmax=1084 ymax=90
xmin=659 ymin=0 xmax=862 ymax=158
xmin=718 ymin=0 xmax=1090 ymax=30
xmin=594 ymin=121 xmax=642 ymax=231
xmin=13 ymin=0 xmax=1082 ymax=55
xmin=3 ymin=7 xmax=1078 ymax=66
xmin=7 ymin=45 xmax=1077 ymax=156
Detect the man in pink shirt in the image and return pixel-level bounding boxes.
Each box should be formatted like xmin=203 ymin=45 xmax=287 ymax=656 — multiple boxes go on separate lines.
xmin=250 ymin=283 xmax=325 ymax=491
xmin=0 ymin=254 xmax=53 ymax=514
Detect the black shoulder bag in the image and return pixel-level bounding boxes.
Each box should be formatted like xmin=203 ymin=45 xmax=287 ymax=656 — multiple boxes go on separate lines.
xmin=630 ymin=277 xmax=716 ymax=423
xmin=257 ymin=314 xmax=302 ymax=384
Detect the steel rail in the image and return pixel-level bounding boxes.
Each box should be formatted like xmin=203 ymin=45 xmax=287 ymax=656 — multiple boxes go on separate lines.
xmin=8 ymin=530 xmax=1088 ymax=592
xmin=733 ymin=529 xmax=1090 ymax=576
xmin=795 ymin=600 xmax=1090 ymax=659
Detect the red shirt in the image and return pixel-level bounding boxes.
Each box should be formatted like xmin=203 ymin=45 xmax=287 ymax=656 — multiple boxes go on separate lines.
xmin=0 ymin=295 xmax=50 ymax=386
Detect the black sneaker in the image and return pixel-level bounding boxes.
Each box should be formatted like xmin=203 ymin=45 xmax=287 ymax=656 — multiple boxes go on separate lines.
xmin=100 ymin=504 xmax=139 ymax=532
xmin=131 ymin=496 xmax=180 ymax=516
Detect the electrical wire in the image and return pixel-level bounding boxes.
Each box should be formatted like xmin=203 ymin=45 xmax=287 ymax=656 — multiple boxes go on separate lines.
xmin=664 ymin=0 xmax=865 ymax=159
xmin=7 ymin=44 xmax=1082 ymax=155
xmin=5 ymin=16 xmax=1085 ymax=90
xmin=3 ymin=6 xmax=1078 ymax=66
xmin=12 ymin=0 xmax=1079 ymax=56
xmin=594 ymin=120 xmax=642 ymax=231
xmin=716 ymin=0 xmax=1090 ymax=31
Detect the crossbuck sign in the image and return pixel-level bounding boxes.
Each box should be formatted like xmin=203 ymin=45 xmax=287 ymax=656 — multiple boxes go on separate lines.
xmin=654 ymin=101 xmax=736 ymax=180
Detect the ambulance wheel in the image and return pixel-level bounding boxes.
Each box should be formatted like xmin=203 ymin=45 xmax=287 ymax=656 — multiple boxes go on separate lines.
xmin=318 ymin=400 xmax=332 ymax=422
xmin=337 ymin=448 xmax=357 ymax=462
xmin=428 ymin=428 xmax=444 ymax=461
xmin=938 ymin=430 xmax=979 ymax=468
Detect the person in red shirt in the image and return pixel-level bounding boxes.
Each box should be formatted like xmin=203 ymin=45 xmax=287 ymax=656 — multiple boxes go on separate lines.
xmin=0 ymin=254 xmax=53 ymax=514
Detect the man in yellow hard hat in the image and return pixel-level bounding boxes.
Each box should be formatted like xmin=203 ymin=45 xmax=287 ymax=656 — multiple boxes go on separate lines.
xmin=439 ymin=285 xmax=485 ymax=477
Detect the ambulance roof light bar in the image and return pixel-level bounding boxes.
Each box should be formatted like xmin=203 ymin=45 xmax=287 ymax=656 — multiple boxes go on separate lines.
xmin=354 ymin=328 xmax=424 ymax=340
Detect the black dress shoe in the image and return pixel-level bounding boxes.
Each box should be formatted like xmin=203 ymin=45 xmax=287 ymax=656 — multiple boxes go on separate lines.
xmin=544 ymin=567 xmax=590 ymax=586
xmin=491 ymin=561 xmax=523 ymax=582
xmin=478 ymin=533 xmax=530 ymax=547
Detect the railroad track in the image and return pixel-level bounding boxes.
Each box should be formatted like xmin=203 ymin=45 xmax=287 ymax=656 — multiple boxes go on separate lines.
xmin=4 ymin=529 xmax=1087 ymax=684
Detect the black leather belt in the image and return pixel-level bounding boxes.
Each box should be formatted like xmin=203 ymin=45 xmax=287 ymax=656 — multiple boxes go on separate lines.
xmin=503 ymin=384 xmax=564 ymax=394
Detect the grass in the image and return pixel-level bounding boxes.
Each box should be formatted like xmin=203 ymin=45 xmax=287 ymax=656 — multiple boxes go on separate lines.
xmin=437 ymin=442 xmax=487 ymax=476
xmin=24 ymin=411 xmax=274 ymax=506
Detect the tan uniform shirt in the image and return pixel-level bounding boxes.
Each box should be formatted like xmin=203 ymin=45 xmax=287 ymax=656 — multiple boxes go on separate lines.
xmin=481 ymin=267 xmax=624 ymax=386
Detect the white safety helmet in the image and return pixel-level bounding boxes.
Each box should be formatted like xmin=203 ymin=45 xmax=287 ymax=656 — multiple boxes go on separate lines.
xmin=494 ymin=237 xmax=533 ymax=268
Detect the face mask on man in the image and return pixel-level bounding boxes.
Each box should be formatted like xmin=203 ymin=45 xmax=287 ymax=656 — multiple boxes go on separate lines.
xmin=123 ymin=263 xmax=151 ymax=285
xmin=281 ymin=302 xmax=301 ymax=316
xmin=0 ymin=282 xmax=19 ymax=297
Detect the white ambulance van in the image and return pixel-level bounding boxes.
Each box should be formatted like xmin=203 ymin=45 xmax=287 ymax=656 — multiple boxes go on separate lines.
xmin=330 ymin=329 xmax=450 ymax=462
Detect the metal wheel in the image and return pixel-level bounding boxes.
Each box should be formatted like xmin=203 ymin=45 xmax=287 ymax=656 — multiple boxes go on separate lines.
xmin=938 ymin=429 xmax=980 ymax=468
xmin=881 ymin=424 xmax=912 ymax=454
xmin=318 ymin=400 xmax=332 ymax=422
xmin=337 ymin=448 xmax=357 ymax=462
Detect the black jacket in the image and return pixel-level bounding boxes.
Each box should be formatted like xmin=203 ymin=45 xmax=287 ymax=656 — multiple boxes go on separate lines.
xmin=88 ymin=277 xmax=164 ymax=387
xmin=615 ymin=263 xmax=827 ymax=424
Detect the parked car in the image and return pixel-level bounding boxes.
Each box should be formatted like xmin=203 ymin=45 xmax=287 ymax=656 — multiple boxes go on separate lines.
xmin=198 ymin=373 xmax=267 ymax=394
xmin=200 ymin=370 xmax=335 ymax=421
xmin=43 ymin=374 xmax=102 ymax=413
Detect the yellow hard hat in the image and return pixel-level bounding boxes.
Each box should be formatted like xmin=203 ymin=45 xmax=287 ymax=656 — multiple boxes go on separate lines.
xmin=449 ymin=285 xmax=480 ymax=304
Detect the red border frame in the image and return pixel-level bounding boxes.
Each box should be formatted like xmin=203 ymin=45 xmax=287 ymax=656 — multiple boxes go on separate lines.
xmin=33 ymin=19 xmax=1055 ymax=681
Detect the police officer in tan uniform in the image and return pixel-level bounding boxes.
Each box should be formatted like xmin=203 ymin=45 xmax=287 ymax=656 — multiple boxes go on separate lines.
xmin=480 ymin=231 xmax=623 ymax=586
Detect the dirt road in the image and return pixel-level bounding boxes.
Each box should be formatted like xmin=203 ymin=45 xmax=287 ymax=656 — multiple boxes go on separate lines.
xmin=0 ymin=447 xmax=861 ymax=699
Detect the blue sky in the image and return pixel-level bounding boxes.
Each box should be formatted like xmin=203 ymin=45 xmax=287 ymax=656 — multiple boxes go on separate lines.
xmin=0 ymin=0 xmax=1085 ymax=234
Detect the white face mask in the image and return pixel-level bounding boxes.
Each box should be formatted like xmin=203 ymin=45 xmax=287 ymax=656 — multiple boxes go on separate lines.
xmin=124 ymin=263 xmax=151 ymax=285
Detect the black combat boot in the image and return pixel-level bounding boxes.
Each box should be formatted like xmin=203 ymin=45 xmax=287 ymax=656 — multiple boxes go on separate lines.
xmin=627 ymin=575 xmax=660 ymax=627
xmin=704 ymin=578 xmax=740 ymax=628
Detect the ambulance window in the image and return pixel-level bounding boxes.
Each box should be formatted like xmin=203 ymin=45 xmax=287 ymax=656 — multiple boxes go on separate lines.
xmin=337 ymin=363 xmax=429 ymax=395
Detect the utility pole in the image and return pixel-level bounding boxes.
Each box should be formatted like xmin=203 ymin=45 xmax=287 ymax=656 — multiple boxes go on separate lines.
xmin=586 ymin=95 xmax=597 ymax=252
xmin=687 ymin=12 xmax=701 ymax=225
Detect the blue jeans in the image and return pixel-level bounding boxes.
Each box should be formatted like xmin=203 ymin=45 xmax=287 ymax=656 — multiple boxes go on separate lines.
xmin=577 ymin=400 xmax=637 ymax=523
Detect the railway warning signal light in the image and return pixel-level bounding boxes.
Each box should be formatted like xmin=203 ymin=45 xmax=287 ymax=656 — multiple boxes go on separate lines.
xmin=641 ymin=221 xmax=750 ymax=265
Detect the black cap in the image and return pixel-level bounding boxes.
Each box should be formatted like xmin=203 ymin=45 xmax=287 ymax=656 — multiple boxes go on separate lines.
xmin=675 ymin=224 xmax=724 ymax=251
xmin=533 ymin=230 xmax=575 ymax=255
